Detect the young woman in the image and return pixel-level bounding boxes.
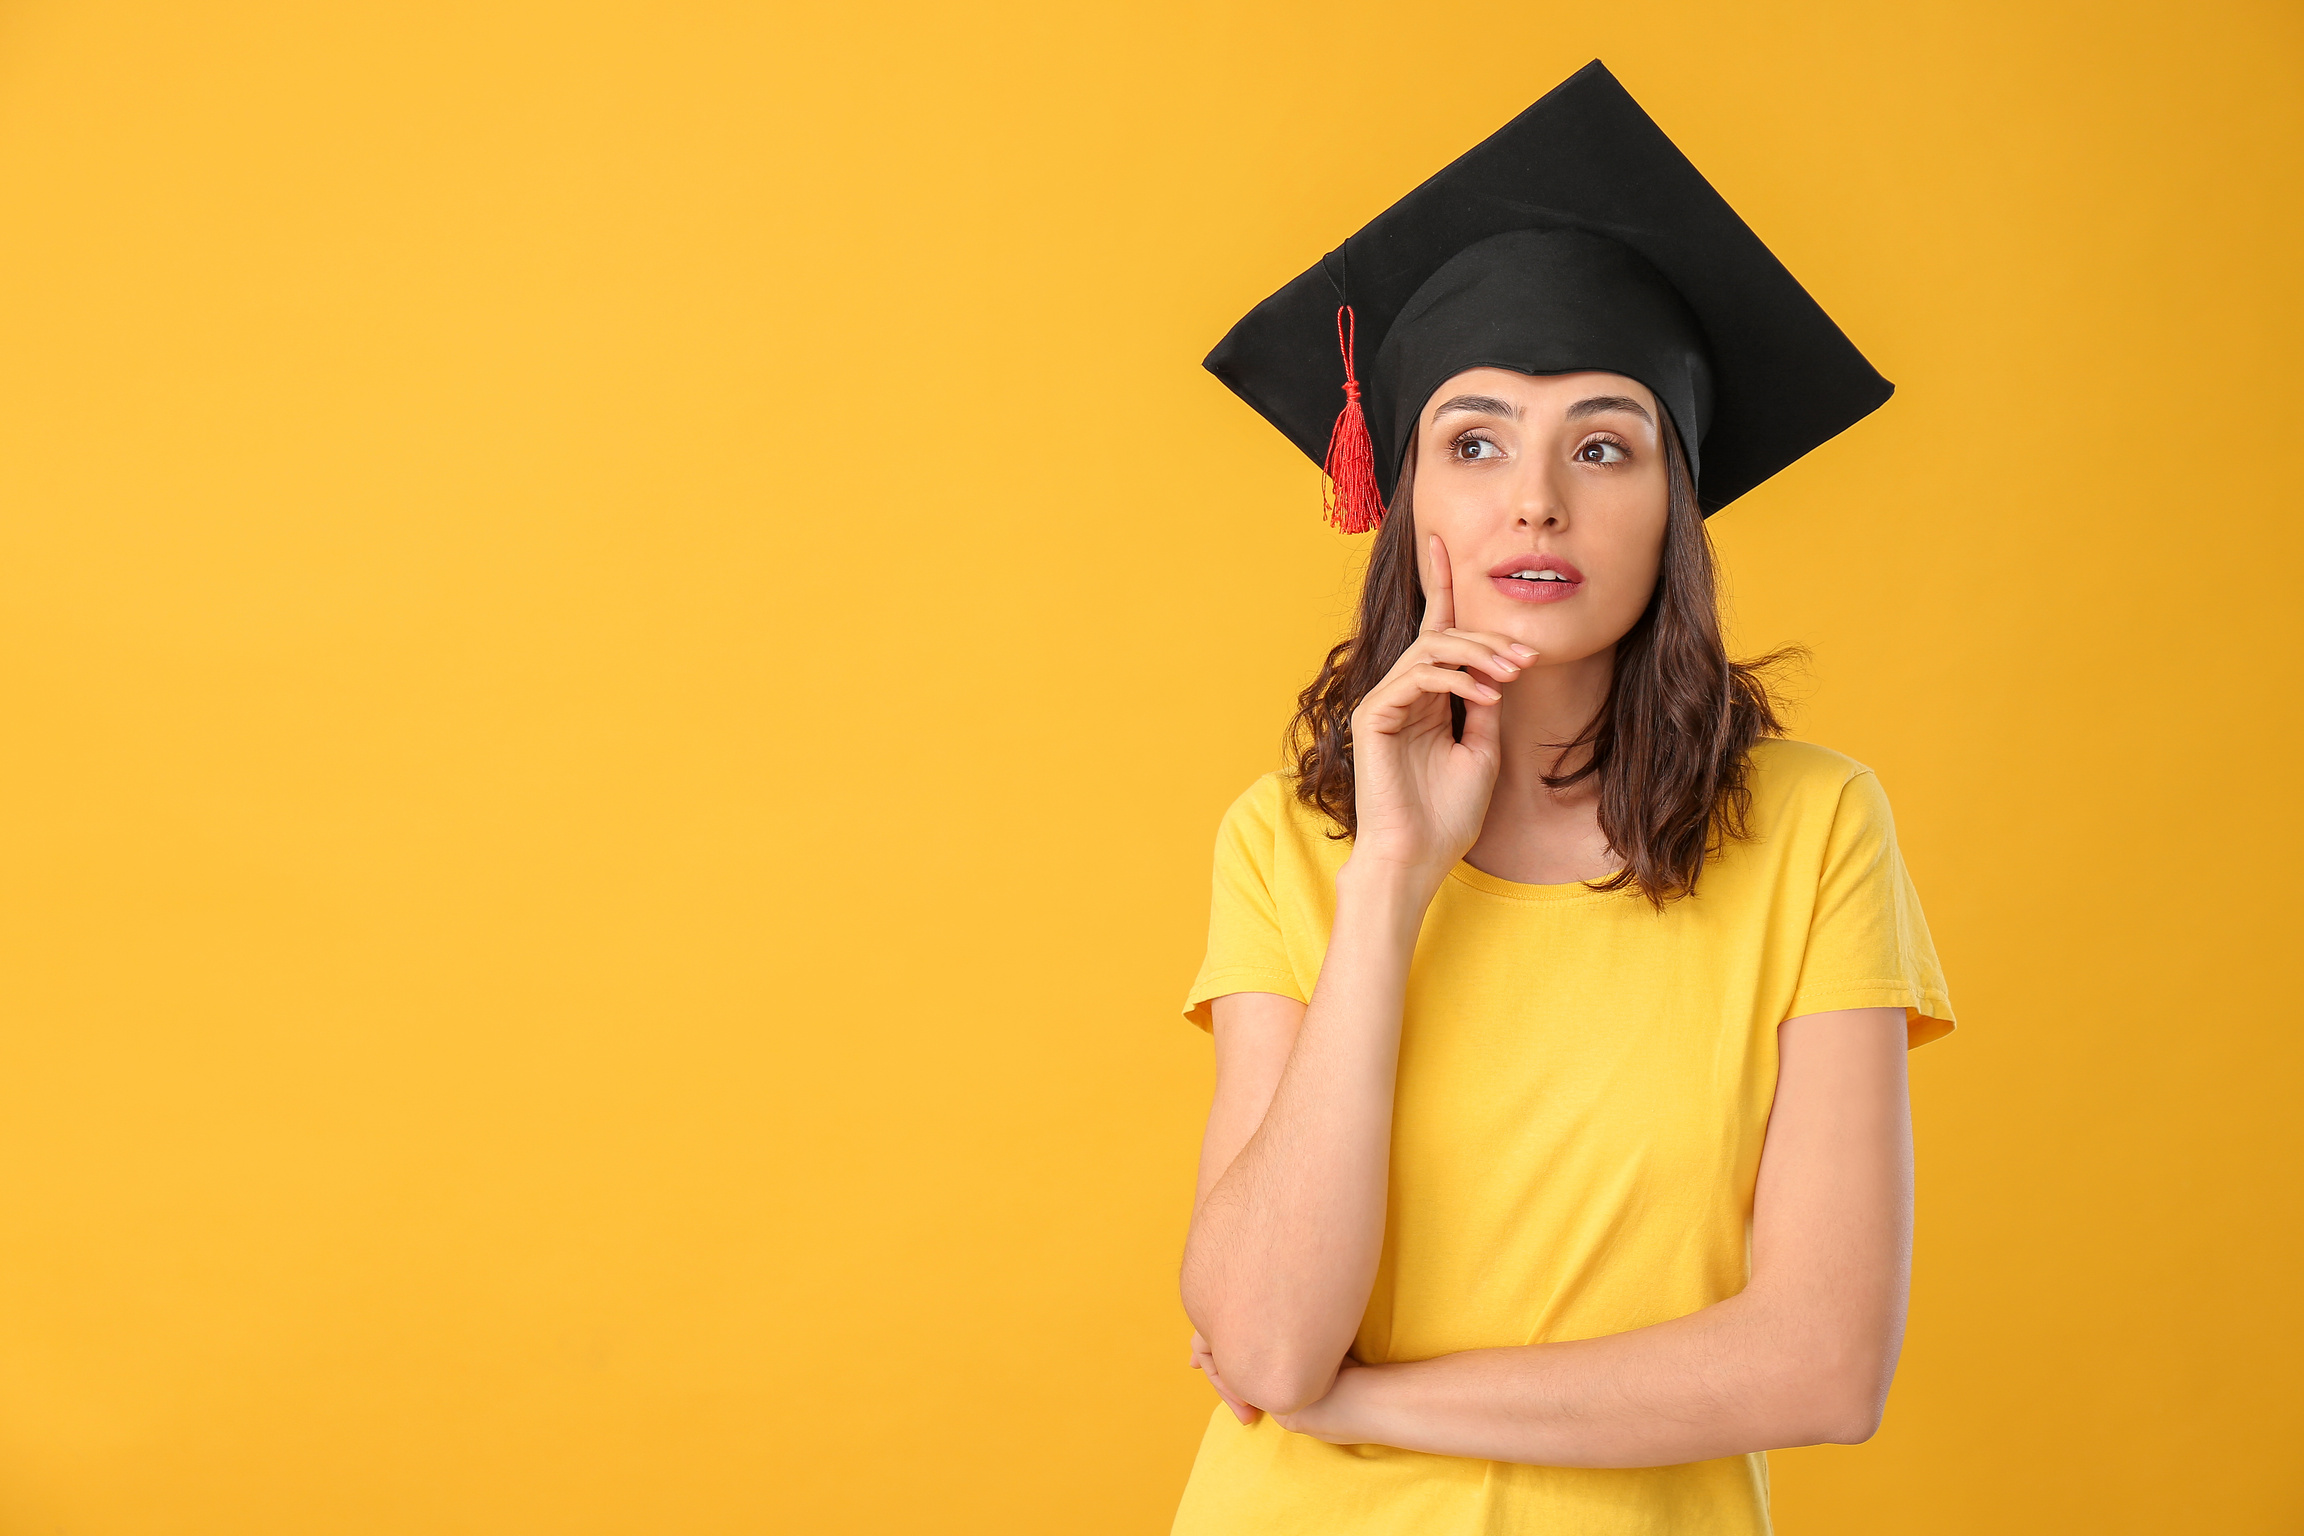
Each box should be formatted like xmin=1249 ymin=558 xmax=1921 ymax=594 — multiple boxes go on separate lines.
xmin=1171 ymin=65 xmax=1953 ymax=1535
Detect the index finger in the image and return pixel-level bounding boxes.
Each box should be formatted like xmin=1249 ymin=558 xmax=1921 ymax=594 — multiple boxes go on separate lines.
xmin=1420 ymin=532 xmax=1456 ymax=634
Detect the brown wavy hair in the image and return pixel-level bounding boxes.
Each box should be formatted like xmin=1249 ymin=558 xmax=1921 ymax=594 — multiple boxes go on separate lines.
xmin=1284 ymin=412 xmax=1795 ymax=906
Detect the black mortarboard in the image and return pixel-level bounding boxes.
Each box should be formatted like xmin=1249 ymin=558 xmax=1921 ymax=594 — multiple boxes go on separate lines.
xmin=1204 ymin=60 xmax=1892 ymax=525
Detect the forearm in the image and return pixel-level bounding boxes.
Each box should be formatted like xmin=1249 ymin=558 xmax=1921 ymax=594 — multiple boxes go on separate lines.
xmin=1286 ymin=1283 xmax=1890 ymax=1467
xmin=1180 ymin=861 xmax=1432 ymax=1412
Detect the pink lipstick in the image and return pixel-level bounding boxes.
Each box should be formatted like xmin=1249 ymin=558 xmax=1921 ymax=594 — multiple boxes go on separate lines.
xmin=1486 ymin=552 xmax=1585 ymax=604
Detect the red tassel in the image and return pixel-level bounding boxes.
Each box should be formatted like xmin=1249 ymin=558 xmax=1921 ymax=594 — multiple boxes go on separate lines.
xmin=1321 ymin=305 xmax=1387 ymax=534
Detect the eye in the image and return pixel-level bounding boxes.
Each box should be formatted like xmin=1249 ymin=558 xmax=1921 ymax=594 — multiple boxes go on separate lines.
xmin=1575 ymin=437 xmax=1630 ymax=465
xmin=1452 ymin=433 xmax=1504 ymax=462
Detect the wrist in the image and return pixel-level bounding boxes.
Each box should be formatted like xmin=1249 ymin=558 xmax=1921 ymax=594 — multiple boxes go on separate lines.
xmin=1336 ymin=853 xmax=1449 ymax=907
xmin=1332 ymin=858 xmax=1444 ymax=950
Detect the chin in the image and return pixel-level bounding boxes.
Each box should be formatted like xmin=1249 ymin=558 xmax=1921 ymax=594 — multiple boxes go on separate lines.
xmin=1492 ymin=614 xmax=1612 ymax=664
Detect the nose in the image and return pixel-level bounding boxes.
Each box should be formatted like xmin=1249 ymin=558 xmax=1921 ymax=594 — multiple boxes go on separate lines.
xmin=1511 ymin=455 xmax=1569 ymax=531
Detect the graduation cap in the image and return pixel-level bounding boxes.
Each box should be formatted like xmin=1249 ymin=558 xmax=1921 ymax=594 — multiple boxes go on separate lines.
xmin=1204 ymin=60 xmax=1892 ymax=528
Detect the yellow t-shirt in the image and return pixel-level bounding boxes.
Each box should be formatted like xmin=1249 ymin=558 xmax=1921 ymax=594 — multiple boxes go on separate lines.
xmin=1172 ymin=738 xmax=1953 ymax=1536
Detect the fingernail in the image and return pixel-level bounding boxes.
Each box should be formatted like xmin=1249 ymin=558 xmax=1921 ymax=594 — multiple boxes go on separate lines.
xmin=1510 ymin=644 xmax=1537 ymax=657
xmin=1493 ymin=655 xmax=1519 ymax=671
xmin=1477 ymin=685 xmax=1501 ymax=700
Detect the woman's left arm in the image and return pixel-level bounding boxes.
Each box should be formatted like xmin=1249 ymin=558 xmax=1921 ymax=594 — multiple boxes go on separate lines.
xmin=1275 ymin=1006 xmax=1913 ymax=1467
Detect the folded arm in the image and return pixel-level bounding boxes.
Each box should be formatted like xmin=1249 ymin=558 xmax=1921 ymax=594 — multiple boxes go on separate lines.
xmin=1271 ymin=1005 xmax=1915 ymax=1465
xmin=1179 ymin=863 xmax=1432 ymax=1415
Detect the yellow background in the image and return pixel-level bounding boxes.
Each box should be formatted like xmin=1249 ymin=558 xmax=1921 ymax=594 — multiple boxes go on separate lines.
xmin=0 ymin=1 xmax=2296 ymax=1530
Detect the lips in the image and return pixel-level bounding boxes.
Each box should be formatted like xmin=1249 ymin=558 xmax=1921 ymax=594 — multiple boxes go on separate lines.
xmin=1486 ymin=552 xmax=1585 ymax=604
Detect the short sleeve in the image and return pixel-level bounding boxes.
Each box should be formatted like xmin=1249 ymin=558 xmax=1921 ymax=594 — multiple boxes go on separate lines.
xmin=1788 ymin=769 xmax=1957 ymax=1048
xmin=1181 ymin=774 xmax=1309 ymax=1031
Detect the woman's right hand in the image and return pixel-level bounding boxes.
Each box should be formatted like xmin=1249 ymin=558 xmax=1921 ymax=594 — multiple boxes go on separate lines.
xmin=1345 ymin=532 xmax=1529 ymax=888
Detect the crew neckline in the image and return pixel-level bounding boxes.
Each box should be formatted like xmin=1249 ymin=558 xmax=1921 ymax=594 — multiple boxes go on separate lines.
xmin=1447 ymin=857 xmax=1634 ymax=903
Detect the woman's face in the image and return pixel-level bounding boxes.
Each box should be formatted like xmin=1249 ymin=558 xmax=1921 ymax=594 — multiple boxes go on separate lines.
xmin=1409 ymin=367 xmax=1670 ymax=665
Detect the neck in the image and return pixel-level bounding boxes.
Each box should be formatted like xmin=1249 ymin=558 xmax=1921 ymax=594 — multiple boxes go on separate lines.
xmin=1462 ymin=645 xmax=1620 ymax=885
xmin=1493 ymin=645 xmax=1614 ymax=791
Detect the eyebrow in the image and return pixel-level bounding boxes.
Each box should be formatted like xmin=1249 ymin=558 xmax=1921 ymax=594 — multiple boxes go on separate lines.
xmin=1428 ymin=392 xmax=1655 ymax=425
xmin=1564 ymin=394 xmax=1654 ymax=424
xmin=1429 ymin=393 xmax=1518 ymax=421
